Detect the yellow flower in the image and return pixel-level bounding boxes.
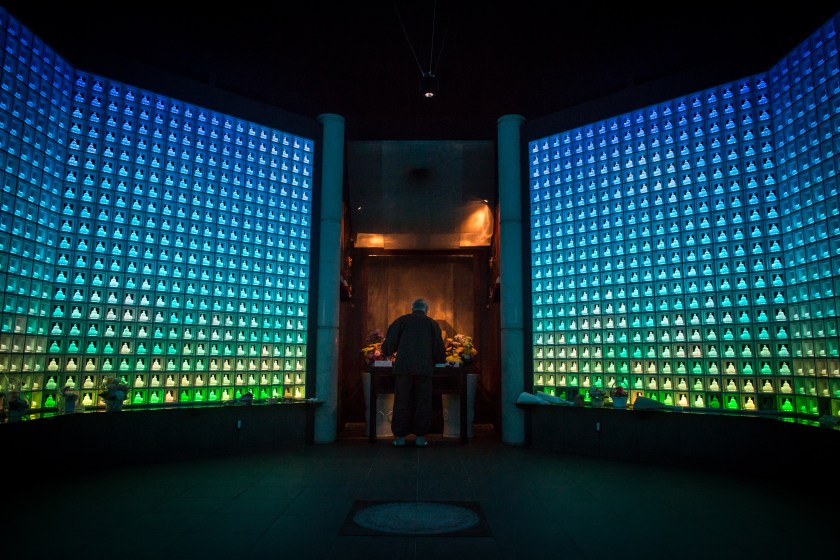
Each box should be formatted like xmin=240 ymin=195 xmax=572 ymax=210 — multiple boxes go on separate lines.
xmin=445 ymin=333 xmax=478 ymax=363
xmin=361 ymin=330 xmax=390 ymax=364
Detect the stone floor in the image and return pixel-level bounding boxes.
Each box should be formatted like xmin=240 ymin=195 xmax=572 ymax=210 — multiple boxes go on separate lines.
xmin=3 ymin=423 xmax=834 ymax=559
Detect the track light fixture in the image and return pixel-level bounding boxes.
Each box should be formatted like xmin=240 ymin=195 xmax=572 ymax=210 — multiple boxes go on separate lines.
xmin=396 ymin=1 xmax=448 ymax=99
xmin=420 ymin=72 xmax=438 ymax=98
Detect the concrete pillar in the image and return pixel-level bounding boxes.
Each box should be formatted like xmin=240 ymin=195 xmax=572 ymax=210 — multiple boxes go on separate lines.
xmin=497 ymin=114 xmax=526 ymax=445
xmin=313 ymin=113 xmax=345 ymax=443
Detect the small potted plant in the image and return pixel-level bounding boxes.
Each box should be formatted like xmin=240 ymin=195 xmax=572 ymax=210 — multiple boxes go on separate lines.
xmin=99 ymin=376 xmax=129 ymax=412
xmin=60 ymin=385 xmax=80 ymax=414
xmin=610 ymin=385 xmax=629 ymax=409
xmin=5 ymin=389 xmax=30 ymax=421
xmin=588 ymin=387 xmax=606 ymax=407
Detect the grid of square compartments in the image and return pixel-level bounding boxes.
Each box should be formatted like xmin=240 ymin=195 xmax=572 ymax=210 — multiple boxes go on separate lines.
xmin=528 ymin=15 xmax=840 ymax=417
xmin=0 ymin=10 xmax=315 ymax=411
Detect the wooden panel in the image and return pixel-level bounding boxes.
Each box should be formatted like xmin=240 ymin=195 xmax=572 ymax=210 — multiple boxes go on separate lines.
xmin=365 ymin=255 xmax=474 ymax=340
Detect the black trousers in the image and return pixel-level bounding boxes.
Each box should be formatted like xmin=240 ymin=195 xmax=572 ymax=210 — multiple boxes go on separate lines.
xmin=391 ymin=374 xmax=433 ymax=437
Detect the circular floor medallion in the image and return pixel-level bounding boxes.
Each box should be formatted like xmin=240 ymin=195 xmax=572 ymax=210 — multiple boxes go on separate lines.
xmin=352 ymin=501 xmax=480 ymax=535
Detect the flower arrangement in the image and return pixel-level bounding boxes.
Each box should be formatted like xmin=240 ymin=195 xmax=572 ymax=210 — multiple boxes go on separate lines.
xmin=445 ymin=334 xmax=478 ymax=364
xmin=610 ymin=385 xmax=628 ymax=399
xmin=4 ymin=389 xmax=30 ymax=421
xmin=361 ymin=330 xmax=388 ymax=365
xmin=99 ymin=376 xmax=129 ymax=410
xmin=588 ymin=387 xmax=606 ymax=400
xmin=8 ymin=391 xmax=28 ymax=409
xmin=60 ymin=386 xmax=80 ymax=413
xmin=609 ymin=383 xmax=629 ymax=408
xmin=61 ymin=385 xmax=79 ymax=403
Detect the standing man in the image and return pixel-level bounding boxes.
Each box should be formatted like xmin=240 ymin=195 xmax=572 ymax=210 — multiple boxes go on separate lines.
xmin=381 ymin=298 xmax=447 ymax=447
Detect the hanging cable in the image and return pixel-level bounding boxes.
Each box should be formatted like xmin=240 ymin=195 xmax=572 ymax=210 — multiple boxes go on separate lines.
xmin=394 ymin=1 xmax=447 ymax=97
xmin=430 ymin=3 xmax=449 ymax=78
xmin=427 ymin=1 xmax=436 ymax=75
xmin=394 ymin=1 xmax=425 ymax=77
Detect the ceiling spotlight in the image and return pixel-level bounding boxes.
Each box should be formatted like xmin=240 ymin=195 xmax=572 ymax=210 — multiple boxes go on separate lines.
xmin=395 ymin=2 xmax=447 ymax=99
xmin=420 ymin=72 xmax=438 ymax=98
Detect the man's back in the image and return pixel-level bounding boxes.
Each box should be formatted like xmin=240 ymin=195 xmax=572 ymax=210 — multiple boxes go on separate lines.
xmin=382 ymin=311 xmax=446 ymax=376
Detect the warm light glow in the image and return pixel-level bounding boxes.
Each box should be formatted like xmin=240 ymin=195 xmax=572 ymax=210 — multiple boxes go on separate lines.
xmin=354 ymin=233 xmax=386 ymax=248
xmin=459 ymin=201 xmax=494 ymax=247
xmin=420 ymin=73 xmax=438 ymax=98
xmin=354 ymin=201 xmax=494 ymax=250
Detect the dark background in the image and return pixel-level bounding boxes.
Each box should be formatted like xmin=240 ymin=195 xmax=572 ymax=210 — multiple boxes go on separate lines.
xmin=3 ymin=2 xmax=838 ymax=141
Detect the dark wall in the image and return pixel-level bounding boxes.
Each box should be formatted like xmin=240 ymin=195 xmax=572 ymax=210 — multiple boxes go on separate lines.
xmin=1 ymin=403 xmax=315 ymax=474
xmin=524 ymin=404 xmax=840 ymax=473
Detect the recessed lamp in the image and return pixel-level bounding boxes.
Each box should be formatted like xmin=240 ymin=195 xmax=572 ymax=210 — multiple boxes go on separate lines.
xmin=396 ymin=3 xmax=448 ymax=100
xmin=420 ymin=72 xmax=438 ymax=98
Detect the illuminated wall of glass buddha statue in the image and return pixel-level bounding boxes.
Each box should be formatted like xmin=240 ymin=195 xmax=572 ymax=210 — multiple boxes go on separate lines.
xmin=0 ymin=11 xmax=315 ymax=409
xmin=527 ymin=15 xmax=840 ymax=416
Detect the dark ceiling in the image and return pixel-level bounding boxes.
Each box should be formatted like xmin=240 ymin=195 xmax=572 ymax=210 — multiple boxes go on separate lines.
xmin=3 ymin=2 xmax=838 ymax=142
